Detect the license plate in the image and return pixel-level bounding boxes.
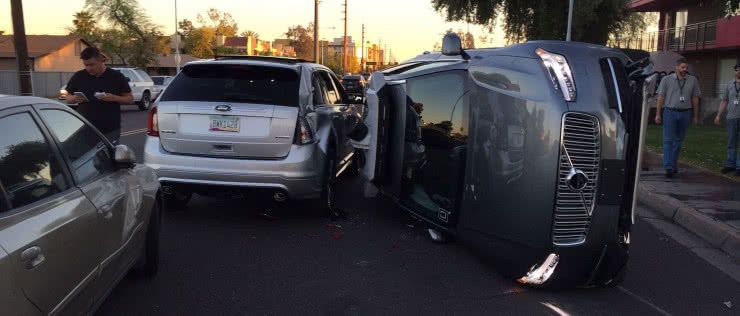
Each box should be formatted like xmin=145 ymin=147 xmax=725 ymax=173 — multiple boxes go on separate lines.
xmin=209 ymin=116 xmax=240 ymax=133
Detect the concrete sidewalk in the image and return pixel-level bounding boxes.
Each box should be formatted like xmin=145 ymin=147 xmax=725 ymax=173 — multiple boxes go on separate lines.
xmin=638 ymin=152 xmax=740 ymax=259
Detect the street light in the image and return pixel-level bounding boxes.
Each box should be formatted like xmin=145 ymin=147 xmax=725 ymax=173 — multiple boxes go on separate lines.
xmin=175 ymin=0 xmax=181 ymax=73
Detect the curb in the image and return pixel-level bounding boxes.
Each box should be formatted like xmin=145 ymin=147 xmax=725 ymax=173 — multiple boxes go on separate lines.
xmin=637 ymin=183 xmax=740 ymax=259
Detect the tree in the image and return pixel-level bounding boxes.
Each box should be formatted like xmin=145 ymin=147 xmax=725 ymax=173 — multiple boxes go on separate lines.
xmin=198 ymin=8 xmax=238 ymax=36
xmin=68 ymin=11 xmax=100 ymax=42
xmin=240 ymin=30 xmax=260 ymax=41
xmin=722 ymin=0 xmax=740 ymax=17
xmin=83 ymin=0 xmax=164 ymax=68
xmin=431 ymin=0 xmax=645 ymax=45
xmin=285 ymin=23 xmax=314 ymax=60
xmin=182 ymin=26 xmax=216 ymax=59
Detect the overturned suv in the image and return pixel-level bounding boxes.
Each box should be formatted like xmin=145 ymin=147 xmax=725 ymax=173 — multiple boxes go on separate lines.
xmin=144 ymin=56 xmax=364 ymax=213
xmin=353 ymin=34 xmax=651 ymax=288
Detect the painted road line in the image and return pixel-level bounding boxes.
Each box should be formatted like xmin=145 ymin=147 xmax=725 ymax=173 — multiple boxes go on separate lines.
xmin=120 ymin=128 xmax=147 ymax=136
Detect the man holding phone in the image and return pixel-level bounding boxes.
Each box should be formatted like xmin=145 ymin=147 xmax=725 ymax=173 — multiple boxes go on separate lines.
xmin=65 ymin=47 xmax=133 ymax=144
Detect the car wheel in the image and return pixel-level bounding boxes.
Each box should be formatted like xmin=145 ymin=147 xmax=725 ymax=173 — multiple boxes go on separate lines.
xmin=163 ymin=190 xmax=192 ymax=211
xmin=310 ymin=148 xmax=337 ymax=217
xmin=135 ymin=200 xmax=161 ymax=277
xmin=138 ymin=91 xmax=151 ymax=111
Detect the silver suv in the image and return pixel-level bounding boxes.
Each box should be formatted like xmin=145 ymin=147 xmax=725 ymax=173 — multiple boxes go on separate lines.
xmin=143 ymin=56 xmax=364 ymax=214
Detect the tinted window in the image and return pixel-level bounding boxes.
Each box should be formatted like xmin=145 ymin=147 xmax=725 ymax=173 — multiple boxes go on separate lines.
xmin=0 ymin=112 xmax=68 ymax=211
xmin=152 ymin=77 xmax=165 ymax=85
xmin=41 ymin=110 xmax=116 ymax=183
xmin=161 ymin=64 xmax=301 ymax=106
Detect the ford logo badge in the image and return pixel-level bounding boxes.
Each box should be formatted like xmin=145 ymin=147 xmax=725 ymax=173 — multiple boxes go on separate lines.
xmin=215 ymin=105 xmax=232 ymax=112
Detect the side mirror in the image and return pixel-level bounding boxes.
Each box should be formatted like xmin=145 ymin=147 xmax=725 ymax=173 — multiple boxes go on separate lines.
xmin=441 ymin=33 xmax=470 ymax=60
xmin=114 ymin=144 xmax=136 ymax=166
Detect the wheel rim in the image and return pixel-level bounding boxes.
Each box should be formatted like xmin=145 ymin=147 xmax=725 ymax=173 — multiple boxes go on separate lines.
xmin=143 ymin=94 xmax=150 ymax=108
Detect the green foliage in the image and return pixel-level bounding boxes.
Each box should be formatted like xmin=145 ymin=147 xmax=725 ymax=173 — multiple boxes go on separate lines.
xmin=431 ymin=0 xmax=645 ymax=45
xmin=198 ymin=8 xmax=238 ymax=37
xmin=67 ymin=11 xmax=100 ymax=42
xmin=285 ymin=23 xmax=314 ymax=60
xmin=182 ymin=26 xmax=216 ymax=59
xmin=722 ymin=0 xmax=740 ymax=17
xmin=644 ymin=124 xmax=728 ymax=174
xmin=323 ymin=52 xmax=361 ymax=75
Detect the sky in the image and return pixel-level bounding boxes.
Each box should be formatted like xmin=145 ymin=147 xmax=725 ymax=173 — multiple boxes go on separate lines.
xmin=0 ymin=0 xmax=509 ymax=62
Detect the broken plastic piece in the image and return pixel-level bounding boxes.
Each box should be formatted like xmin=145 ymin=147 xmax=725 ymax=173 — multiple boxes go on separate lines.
xmin=330 ymin=208 xmax=347 ymax=221
xmin=256 ymin=212 xmax=279 ymax=221
xmin=332 ymin=232 xmax=344 ymax=240
xmin=427 ymin=228 xmax=446 ymax=243
xmin=326 ymin=224 xmax=343 ymax=228
xmin=724 ymin=301 xmax=732 ymax=309
xmin=392 ymin=244 xmax=399 ymax=249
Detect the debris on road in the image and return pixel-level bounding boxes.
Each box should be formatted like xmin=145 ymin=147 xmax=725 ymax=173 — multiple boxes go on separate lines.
xmin=326 ymin=224 xmax=343 ymax=228
xmin=306 ymin=234 xmax=320 ymax=239
xmin=724 ymin=301 xmax=732 ymax=309
xmin=330 ymin=208 xmax=347 ymax=221
xmin=256 ymin=212 xmax=279 ymax=221
xmin=332 ymin=232 xmax=344 ymax=240
xmin=407 ymin=224 xmax=415 ymax=228
xmin=392 ymin=244 xmax=399 ymax=249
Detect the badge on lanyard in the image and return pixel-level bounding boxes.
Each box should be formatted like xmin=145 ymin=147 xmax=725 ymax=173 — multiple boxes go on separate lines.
xmin=680 ymin=96 xmax=685 ymax=102
xmin=735 ymin=100 xmax=739 ymax=105
xmin=678 ymin=77 xmax=687 ymax=103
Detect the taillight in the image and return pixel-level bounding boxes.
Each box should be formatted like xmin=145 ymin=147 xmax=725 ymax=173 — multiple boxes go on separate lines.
xmin=147 ymin=106 xmax=159 ymax=137
xmin=293 ymin=117 xmax=314 ymax=145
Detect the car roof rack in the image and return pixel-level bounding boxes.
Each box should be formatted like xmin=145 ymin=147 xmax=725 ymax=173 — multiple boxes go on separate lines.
xmin=213 ymin=55 xmax=312 ymax=64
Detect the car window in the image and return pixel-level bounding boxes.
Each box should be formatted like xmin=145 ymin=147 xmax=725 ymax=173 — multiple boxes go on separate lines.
xmin=161 ymin=64 xmax=301 ymax=106
xmin=152 ymin=77 xmax=165 ymax=85
xmin=135 ymin=69 xmax=152 ymax=82
xmin=311 ymin=73 xmax=327 ymax=105
xmin=318 ymin=71 xmax=339 ymax=104
xmin=40 ymin=109 xmax=116 ymax=184
xmin=0 ymin=112 xmax=69 ymax=212
xmin=117 ymin=69 xmax=137 ymax=82
xmin=407 ymin=70 xmax=468 ymax=140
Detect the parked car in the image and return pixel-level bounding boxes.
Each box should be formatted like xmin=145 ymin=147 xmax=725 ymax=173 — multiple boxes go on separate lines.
xmin=151 ymin=75 xmax=174 ymax=100
xmin=113 ymin=67 xmax=156 ymax=111
xmin=143 ymin=56 xmax=365 ymax=214
xmin=0 ymin=95 xmax=162 ymax=315
xmin=352 ymin=34 xmax=649 ymax=288
xmin=341 ymin=75 xmax=368 ymax=99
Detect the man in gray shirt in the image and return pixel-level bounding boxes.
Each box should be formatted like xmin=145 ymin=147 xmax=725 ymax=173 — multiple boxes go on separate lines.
xmin=655 ymin=58 xmax=701 ymax=178
xmin=714 ymin=63 xmax=740 ymax=176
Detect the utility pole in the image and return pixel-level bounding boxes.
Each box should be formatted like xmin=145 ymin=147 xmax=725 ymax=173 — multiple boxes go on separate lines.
xmin=361 ymin=24 xmax=365 ymax=73
xmin=566 ymin=0 xmax=574 ymax=41
xmin=342 ymin=0 xmax=347 ymax=75
xmin=314 ymin=0 xmax=319 ymax=63
xmin=175 ymin=0 xmax=181 ymax=73
xmin=10 ymin=0 xmax=32 ymax=96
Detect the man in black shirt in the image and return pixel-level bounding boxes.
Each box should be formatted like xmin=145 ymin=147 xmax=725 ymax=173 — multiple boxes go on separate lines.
xmin=65 ymin=47 xmax=133 ymax=144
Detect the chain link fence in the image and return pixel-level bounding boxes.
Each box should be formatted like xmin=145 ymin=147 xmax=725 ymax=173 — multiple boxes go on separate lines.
xmin=0 ymin=71 xmax=75 ymax=98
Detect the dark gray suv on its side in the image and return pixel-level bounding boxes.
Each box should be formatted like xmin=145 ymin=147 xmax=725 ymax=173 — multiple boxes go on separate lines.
xmin=352 ymin=34 xmax=650 ymax=288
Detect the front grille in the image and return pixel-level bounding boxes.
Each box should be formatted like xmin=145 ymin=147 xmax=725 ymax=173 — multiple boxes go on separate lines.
xmin=553 ymin=113 xmax=601 ymax=246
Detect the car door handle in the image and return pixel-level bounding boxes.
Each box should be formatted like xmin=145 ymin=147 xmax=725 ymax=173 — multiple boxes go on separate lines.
xmin=21 ymin=246 xmax=45 ymax=269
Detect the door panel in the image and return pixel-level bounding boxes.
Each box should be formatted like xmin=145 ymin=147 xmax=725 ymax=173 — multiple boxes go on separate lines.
xmin=0 ymin=109 xmax=101 ymax=315
xmin=37 ymin=108 xmax=142 ymax=304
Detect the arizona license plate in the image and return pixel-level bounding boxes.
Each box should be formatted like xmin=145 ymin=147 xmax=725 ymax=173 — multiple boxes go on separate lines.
xmin=209 ymin=116 xmax=240 ymax=132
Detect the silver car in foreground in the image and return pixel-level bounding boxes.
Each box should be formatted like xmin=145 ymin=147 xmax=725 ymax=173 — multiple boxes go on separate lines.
xmin=144 ymin=56 xmax=364 ymax=213
xmin=0 ymin=96 xmax=162 ymax=315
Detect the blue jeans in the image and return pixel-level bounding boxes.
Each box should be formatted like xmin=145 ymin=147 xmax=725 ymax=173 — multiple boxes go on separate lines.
xmin=662 ymin=109 xmax=690 ymax=170
xmin=727 ymin=118 xmax=740 ymax=169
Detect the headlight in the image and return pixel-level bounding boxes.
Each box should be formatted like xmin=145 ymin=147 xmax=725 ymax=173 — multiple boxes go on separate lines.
xmin=536 ymin=48 xmax=576 ymax=101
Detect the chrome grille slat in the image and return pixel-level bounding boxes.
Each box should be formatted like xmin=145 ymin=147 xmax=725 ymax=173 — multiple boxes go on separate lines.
xmin=553 ymin=113 xmax=600 ymax=246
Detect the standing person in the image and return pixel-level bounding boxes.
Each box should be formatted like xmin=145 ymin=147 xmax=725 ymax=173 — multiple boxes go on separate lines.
xmin=654 ymin=58 xmax=701 ymax=178
xmin=714 ymin=63 xmax=740 ymax=176
xmin=64 ymin=47 xmax=133 ymax=144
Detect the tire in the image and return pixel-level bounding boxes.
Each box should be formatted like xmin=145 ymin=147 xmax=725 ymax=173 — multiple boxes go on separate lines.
xmin=135 ymin=200 xmax=161 ymax=277
xmin=163 ymin=190 xmax=192 ymax=211
xmin=310 ymin=149 xmax=337 ymax=217
xmin=138 ymin=91 xmax=151 ymax=111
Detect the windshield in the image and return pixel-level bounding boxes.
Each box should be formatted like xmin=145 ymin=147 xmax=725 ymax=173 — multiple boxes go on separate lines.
xmin=160 ymin=64 xmax=301 ymax=106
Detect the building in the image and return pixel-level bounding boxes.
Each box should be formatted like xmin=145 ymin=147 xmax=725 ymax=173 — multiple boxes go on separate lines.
xmin=366 ymin=43 xmax=385 ymax=71
xmin=220 ymin=36 xmax=257 ymax=55
xmin=146 ymin=54 xmax=201 ymax=76
xmin=0 ymin=35 xmax=98 ymax=71
xmin=624 ymin=0 xmax=740 ymax=122
xmin=328 ymin=36 xmax=357 ymax=58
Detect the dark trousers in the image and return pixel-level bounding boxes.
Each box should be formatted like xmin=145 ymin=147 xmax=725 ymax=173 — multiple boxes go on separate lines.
xmin=104 ymin=129 xmax=121 ymax=145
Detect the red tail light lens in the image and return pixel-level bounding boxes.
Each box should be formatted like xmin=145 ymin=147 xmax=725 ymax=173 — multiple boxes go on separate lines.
xmin=147 ymin=106 xmax=159 ymax=137
xmin=293 ymin=117 xmax=314 ymax=145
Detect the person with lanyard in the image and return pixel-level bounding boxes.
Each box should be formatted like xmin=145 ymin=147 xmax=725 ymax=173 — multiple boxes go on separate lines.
xmin=64 ymin=47 xmax=133 ymax=145
xmin=655 ymin=58 xmax=701 ymax=178
xmin=714 ymin=63 xmax=740 ymax=176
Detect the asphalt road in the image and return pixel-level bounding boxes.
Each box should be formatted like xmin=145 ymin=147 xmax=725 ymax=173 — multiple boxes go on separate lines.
xmin=96 ymin=109 xmax=740 ymax=316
